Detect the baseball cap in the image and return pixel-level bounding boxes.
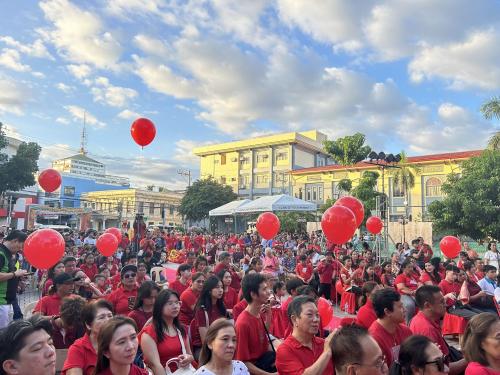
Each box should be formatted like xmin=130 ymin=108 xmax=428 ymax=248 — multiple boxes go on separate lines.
xmin=121 ymin=264 xmax=138 ymax=278
xmin=53 ymin=273 xmax=75 ymax=285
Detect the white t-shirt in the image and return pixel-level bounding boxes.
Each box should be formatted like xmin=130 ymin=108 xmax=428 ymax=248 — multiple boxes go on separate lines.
xmin=194 ymin=361 xmax=249 ymax=375
xmin=484 ymin=251 xmax=500 ymax=269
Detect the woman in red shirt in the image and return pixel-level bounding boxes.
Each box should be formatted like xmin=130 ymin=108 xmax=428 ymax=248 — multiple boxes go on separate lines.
xmin=63 ymin=299 xmax=114 ymax=375
xmin=80 ymin=253 xmax=98 ymax=281
xmin=295 ymin=255 xmax=314 ymax=283
xmin=380 ymin=261 xmax=395 ymax=287
xmin=128 ymin=281 xmax=160 ymax=331
xmin=218 ymin=269 xmax=238 ymax=312
xmin=106 ymin=265 xmax=139 ymax=316
xmin=94 ymin=316 xmax=148 ymax=375
xmin=41 ymin=261 xmax=65 ymax=296
xmin=191 ymin=276 xmax=228 ymax=360
xmin=356 ymin=281 xmax=381 ymax=329
xmin=394 ymin=259 xmax=418 ymax=324
xmin=179 ymin=272 xmax=206 ymax=325
xmin=464 ymin=313 xmax=500 ymax=375
xmin=140 ymin=289 xmax=194 ymax=375
xmin=420 ymin=261 xmax=441 ymax=286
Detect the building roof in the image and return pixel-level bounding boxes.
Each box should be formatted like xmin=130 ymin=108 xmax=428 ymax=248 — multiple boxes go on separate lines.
xmin=291 ymin=150 xmax=483 ymax=174
xmin=193 ymin=130 xmax=327 ymax=156
xmin=58 ymin=153 xmax=104 ymax=165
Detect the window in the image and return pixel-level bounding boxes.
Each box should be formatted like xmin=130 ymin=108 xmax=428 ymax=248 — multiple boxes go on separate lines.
xmin=274 ymin=172 xmax=289 ymax=184
xmin=256 ymin=174 xmax=269 ymax=185
xmin=392 ymin=180 xmax=404 ymax=197
xmin=220 ymin=176 xmax=227 ymax=185
xmin=305 ymin=183 xmax=324 ymax=203
xmin=239 ymin=175 xmax=249 ymax=188
xmin=220 ymin=153 xmax=226 ymax=165
xmin=425 ymin=177 xmax=442 ymax=197
xmin=63 ymin=186 xmax=75 ymax=196
xmin=169 ymin=205 xmax=174 ymax=215
xmin=138 ymin=201 xmax=144 ymax=213
xmin=256 ymin=153 xmax=269 ymax=163
xmin=276 ymin=151 xmax=288 ymax=162
xmin=149 ymin=202 xmax=155 ymax=215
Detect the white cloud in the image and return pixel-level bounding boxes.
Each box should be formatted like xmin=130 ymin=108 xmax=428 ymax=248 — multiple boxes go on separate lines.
xmin=32 ymin=71 xmax=45 ymax=78
xmin=133 ymin=34 xmax=170 ymax=59
xmin=105 ymin=0 xmax=166 ymax=19
xmin=39 ymin=0 xmax=122 ymax=68
xmin=174 ymin=139 xmax=214 ymax=166
xmin=64 ymin=105 xmax=106 ymax=128
xmin=0 ymin=36 xmax=54 ymax=59
xmin=90 ymin=76 xmax=138 ymax=107
xmin=56 ymin=82 xmax=73 ymax=93
xmin=117 ymin=109 xmax=141 ymax=120
xmin=67 ymin=64 xmax=91 ymax=79
xmin=2 ymin=123 xmax=22 ymax=139
xmin=0 ymin=76 xmax=28 ymax=115
xmin=409 ymin=30 xmax=500 ymax=90
xmin=0 ymin=48 xmax=30 ymax=72
xmin=55 ymin=117 xmax=70 ymax=125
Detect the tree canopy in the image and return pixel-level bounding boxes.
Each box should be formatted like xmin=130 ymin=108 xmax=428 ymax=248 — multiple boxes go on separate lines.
xmin=275 ymin=211 xmax=315 ymax=233
xmin=428 ymin=150 xmax=500 ymax=241
xmin=178 ymin=178 xmax=238 ymax=222
xmin=351 ymin=171 xmax=382 ymax=223
xmin=480 ymin=96 xmax=500 ymax=150
xmin=0 ymin=123 xmax=42 ymax=195
xmin=323 ymin=133 xmax=372 ymax=166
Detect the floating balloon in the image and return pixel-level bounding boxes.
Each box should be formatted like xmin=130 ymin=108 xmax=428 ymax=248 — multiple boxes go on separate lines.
xmin=96 ymin=233 xmax=119 ymax=256
xmin=38 ymin=169 xmax=62 ymax=193
xmin=366 ymin=216 xmax=383 ymax=234
xmin=24 ymin=229 xmax=65 ymax=269
xmin=440 ymin=236 xmax=461 ymax=259
xmin=334 ymin=196 xmax=365 ymax=228
xmin=317 ymin=297 xmax=333 ymax=326
xmin=105 ymin=227 xmax=122 ymax=243
xmin=256 ymin=212 xmax=280 ymax=240
xmin=131 ymin=118 xmax=156 ymax=147
xmin=321 ymin=205 xmax=357 ymax=244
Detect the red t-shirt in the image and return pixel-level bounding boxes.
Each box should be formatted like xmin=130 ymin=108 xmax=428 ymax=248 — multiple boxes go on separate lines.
xmin=128 ymin=309 xmax=152 ymax=331
xmin=394 ymin=273 xmax=419 ymax=294
xmin=179 ymin=288 xmax=199 ymax=325
xmin=235 ymin=310 xmax=269 ymax=362
xmin=140 ymin=324 xmax=188 ymax=372
xmin=96 ymin=364 xmax=148 ymax=375
xmin=420 ymin=272 xmax=438 ymax=285
xmin=191 ymin=306 xmax=225 ymax=347
xmin=33 ymin=294 xmax=63 ymax=316
xmin=317 ymin=261 xmax=334 ymax=284
xmin=224 ymin=286 xmax=239 ymax=309
xmin=368 ymin=321 xmax=412 ymax=366
xmin=233 ymin=299 xmax=248 ymax=322
xmin=80 ymin=264 xmax=98 ymax=281
xmin=169 ymin=279 xmax=190 ymax=297
xmin=357 ymin=299 xmax=377 ymax=329
xmin=105 ymin=287 xmax=138 ymax=315
xmin=409 ymin=311 xmax=449 ymax=357
xmin=466 ymin=362 xmax=500 ymax=375
xmin=62 ymin=334 xmax=96 ymax=375
xmin=438 ymin=279 xmax=461 ymax=307
xmin=296 ymin=263 xmax=313 ymax=281
xmin=276 ymin=335 xmax=334 ymax=375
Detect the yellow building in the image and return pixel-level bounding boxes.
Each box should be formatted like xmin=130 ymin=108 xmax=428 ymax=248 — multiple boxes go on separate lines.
xmin=291 ymin=150 xmax=482 ymax=222
xmin=80 ymin=188 xmax=184 ymax=230
xmin=193 ymin=130 xmax=331 ymax=198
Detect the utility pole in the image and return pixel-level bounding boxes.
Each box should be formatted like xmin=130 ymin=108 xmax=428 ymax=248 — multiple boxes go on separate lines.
xmin=177 ymin=169 xmax=191 ymax=187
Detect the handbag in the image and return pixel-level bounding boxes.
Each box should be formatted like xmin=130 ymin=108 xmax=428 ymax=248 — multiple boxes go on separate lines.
xmin=165 ymin=329 xmax=196 ymax=375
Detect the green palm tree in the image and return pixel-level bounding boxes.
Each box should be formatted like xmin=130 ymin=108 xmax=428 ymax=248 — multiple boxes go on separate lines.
xmin=392 ymin=151 xmax=422 ymax=200
xmin=480 ymin=97 xmax=500 ymax=150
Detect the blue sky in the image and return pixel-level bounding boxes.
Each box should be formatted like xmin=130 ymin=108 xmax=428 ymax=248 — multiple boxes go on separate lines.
xmin=0 ymin=0 xmax=499 ymax=189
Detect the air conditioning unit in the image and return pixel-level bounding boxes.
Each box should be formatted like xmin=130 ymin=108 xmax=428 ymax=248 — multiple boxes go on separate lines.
xmin=263 ymin=155 xmax=269 ymax=159
xmin=240 ymin=157 xmax=246 ymax=161
xmin=231 ymin=177 xmax=236 ymax=182
xmin=231 ymin=158 xmax=238 ymax=162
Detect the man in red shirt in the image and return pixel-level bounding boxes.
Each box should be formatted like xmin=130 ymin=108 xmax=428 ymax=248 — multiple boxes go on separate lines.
xmin=33 ymin=273 xmax=75 ymax=316
xmin=105 ymin=265 xmax=138 ymax=315
xmin=276 ymin=295 xmax=334 ymax=375
xmin=236 ymin=273 xmax=281 ymax=375
xmin=316 ymin=252 xmax=334 ymax=301
xmin=368 ymin=288 xmax=412 ymax=367
xmin=169 ymin=264 xmax=192 ymax=296
xmin=410 ymin=285 xmax=467 ymax=375
xmin=281 ymin=278 xmax=305 ymax=339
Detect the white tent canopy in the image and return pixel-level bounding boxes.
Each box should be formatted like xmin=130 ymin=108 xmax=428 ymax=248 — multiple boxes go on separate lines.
xmin=209 ymin=199 xmax=251 ymax=216
xmin=235 ymin=194 xmax=316 ymax=213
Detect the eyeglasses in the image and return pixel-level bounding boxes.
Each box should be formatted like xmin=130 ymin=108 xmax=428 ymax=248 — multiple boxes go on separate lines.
xmin=123 ymin=273 xmax=136 ymax=279
xmin=352 ymin=356 xmax=387 ymax=372
xmin=425 ymin=356 xmax=447 ymax=372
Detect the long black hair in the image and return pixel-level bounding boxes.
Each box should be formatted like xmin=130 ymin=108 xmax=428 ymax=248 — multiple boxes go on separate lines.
xmin=195 ymin=275 xmax=227 ymax=318
xmin=133 ymin=280 xmax=160 ymax=310
xmin=389 ymin=335 xmax=432 ymax=375
xmin=152 ymin=289 xmax=184 ymax=342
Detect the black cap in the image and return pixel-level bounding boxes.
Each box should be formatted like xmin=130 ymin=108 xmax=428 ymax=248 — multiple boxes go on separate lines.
xmin=121 ymin=265 xmax=138 ymax=278
xmin=53 ymin=273 xmax=75 ymax=285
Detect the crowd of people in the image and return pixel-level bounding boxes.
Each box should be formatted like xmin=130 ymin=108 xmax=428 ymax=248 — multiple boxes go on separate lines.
xmin=0 ymin=227 xmax=499 ymax=375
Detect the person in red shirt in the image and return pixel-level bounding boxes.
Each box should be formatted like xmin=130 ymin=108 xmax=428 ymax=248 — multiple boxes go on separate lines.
xmin=63 ymin=299 xmax=114 ymax=375
xmin=193 ymin=256 xmax=209 ymax=274
xmin=106 ymin=265 xmax=139 ymax=316
xmin=463 ymin=313 xmax=500 ymax=375
xmin=179 ymin=272 xmax=206 ymax=325
xmin=316 ymin=252 xmax=335 ymax=301
xmin=276 ymin=295 xmax=334 ymax=375
xmin=394 ymin=259 xmax=418 ymax=324
xmin=94 ymin=316 xmax=148 ymax=375
xmin=296 ymin=255 xmax=314 ymax=284
xmin=140 ymin=289 xmax=194 ymax=375
xmin=169 ymin=264 xmax=192 ymax=296
xmin=218 ymin=269 xmax=238 ymax=312
xmin=368 ymin=288 xmax=412 ymax=367
xmin=236 ymin=273 xmax=281 ymax=374
xmin=281 ymin=278 xmax=305 ymax=338
xmin=139 ymin=233 xmax=155 ymax=254
xmin=33 ymin=273 xmax=76 ymax=316
xmin=357 ymin=281 xmax=381 ymax=329
xmin=128 ymin=281 xmax=160 ymax=331
xmin=51 ymin=296 xmax=86 ymax=349
xmin=80 ymin=253 xmax=98 ymax=281
xmin=420 ymin=261 xmax=441 ymax=286
xmin=410 ymin=285 xmax=468 ymax=374
xmin=232 ymin=298 xmax=248 ymax=322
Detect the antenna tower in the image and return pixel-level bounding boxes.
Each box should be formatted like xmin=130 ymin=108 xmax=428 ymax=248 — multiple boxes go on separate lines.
xmin=80 ymin=110 xmax=88 ymax=155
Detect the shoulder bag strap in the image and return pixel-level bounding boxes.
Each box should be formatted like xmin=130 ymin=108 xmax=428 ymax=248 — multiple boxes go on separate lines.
xmin=260 ymin=315 xmax=275 ymax=353
xmin=176 ymin=329 xmax=187 ymax=355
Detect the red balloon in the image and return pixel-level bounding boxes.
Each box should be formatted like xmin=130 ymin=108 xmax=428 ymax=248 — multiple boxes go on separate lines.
xmin=366 ymin=216 xmax=383 ymax=234
xmin=131 ymin=118 xmax=156 ymax=147
xmin=24 ymin=229 xmax=65 ymax=269
xmin=321 ymin=205 xmax=357 ymax=244
xmin=96 ymin=233 xmax=119 ymax=256
xmin=335 ymin=196 xmax=365 ymax=228
xmin=256 ymin=212 xmax=280 ymax=240
xmin=440 ymin=236 xmax=461 ymax=259
xmin=105 ymin=227 xmax=122 ymax=243
xmin=38 ymin=169 xmax=62 ymax=193
xmin=317 ymin=297 xmax=333 ymax=326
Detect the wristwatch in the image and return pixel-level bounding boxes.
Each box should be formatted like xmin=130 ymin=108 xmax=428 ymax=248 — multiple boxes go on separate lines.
xmin=11 ymin=272 xmax=16 ymax=279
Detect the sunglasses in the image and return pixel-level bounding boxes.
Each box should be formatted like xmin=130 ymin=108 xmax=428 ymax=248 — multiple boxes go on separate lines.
xmin=123 ymin=273 xmax=136 ymax=279
xmin=425 ymin=356 xmax=446 ymax=372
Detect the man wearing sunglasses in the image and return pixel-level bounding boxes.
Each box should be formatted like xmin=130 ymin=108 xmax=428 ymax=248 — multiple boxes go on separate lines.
xmin=105 ymin=265 xmax=138 ymax=315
